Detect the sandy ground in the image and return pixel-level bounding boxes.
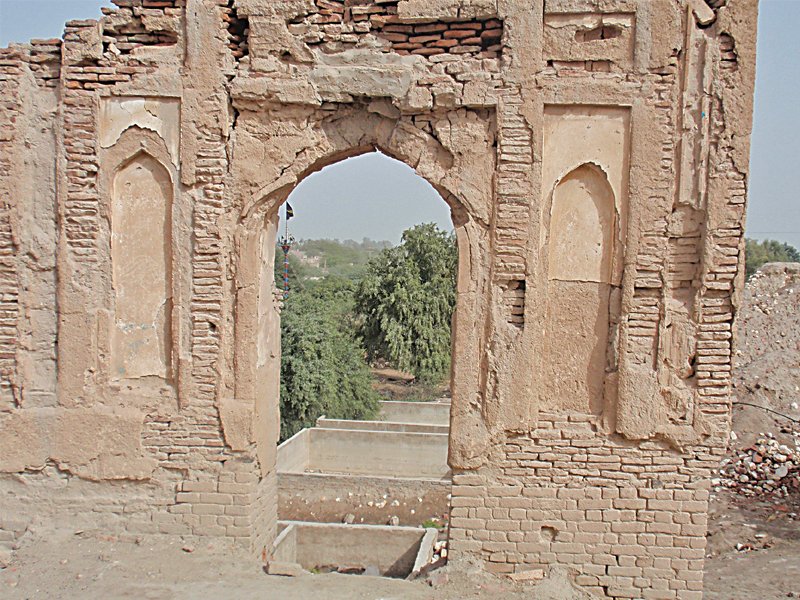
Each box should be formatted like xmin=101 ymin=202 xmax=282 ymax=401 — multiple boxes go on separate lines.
xmin=700 ymin=263 xmax=800 ymax=599
xmin=1 ymin=497 xmax=798 ymax=600
xmin=0 ymin=528 xmax=544 ymax=600
xmin=705 ymin=490 xmax=800 ymax=599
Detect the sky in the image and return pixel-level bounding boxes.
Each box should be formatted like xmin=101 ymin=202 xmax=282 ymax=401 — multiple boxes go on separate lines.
xmin=0 ymin=1 xmax=797 ymax=246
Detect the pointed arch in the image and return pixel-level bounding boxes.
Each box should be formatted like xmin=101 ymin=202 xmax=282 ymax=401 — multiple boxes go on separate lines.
xmin=547 ymin=162 xmax=617 ymax=284
xmin=542 ymin=162 xmax=619 ymax=415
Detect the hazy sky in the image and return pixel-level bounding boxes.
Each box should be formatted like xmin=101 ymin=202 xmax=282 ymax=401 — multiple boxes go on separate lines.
xmin=1 ymin=0 xmax=797 ymax=246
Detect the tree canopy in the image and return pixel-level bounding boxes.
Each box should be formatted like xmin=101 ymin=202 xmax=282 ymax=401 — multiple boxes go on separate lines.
xmin=277 ymin=226 xmax=457 ymax=440
xmin=279 ymin=277 xmax=379 ymax=440
xmin=745 ymin=238 xmax=800 ymax=279
xmin=354 ymin=223 xmax=457 ymax=382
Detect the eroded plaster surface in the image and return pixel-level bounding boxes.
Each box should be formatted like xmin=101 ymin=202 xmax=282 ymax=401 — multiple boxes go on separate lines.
xmin=0 ymin=0 xmax=759 ymax=596
xmin=540 ymin=106 xmax=629 ymax=415
xmin=111 ymin=154 xmax=173 ymax=381
xmin=99 ymin=98 xmax=181 ymax=166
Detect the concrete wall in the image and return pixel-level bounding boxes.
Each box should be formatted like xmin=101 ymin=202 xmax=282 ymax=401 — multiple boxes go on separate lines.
xmin=316 ymin=417 xmax=448 ymax=435
xmin=278 ymin=428 xmax=449 ymax=479
xmin=378 ymin=401 xmax=451 ymax=426
xmin=271 ymin=523 xmax=297 ymax=564
xmin=276 ymin=428 xmax=311 ymax=474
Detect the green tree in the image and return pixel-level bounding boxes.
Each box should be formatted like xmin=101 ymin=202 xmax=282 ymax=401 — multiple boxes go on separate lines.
xmin=354 ymin=223 xmax=457 ymax=382
xmin=745 ymin=238 xmax=800 ymax=279
xmin=279 ymin=277 xmax=379 ymax=440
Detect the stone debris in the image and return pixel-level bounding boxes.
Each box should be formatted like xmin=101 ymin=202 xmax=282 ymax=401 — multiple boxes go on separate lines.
xmin=267 ymin=561 xmax=307 ymax=577
xmin=336 ymin=565 xmax=367 ymax=575
xmin=427 ymin=570 xmax=448 ymax=588
xmin=0 ymin=548 xmax=12 ymax=569
xmin=718 ymin=429 xmax=800 ymax=500
xmin=432 ymin=540 xmax=448 ymax=562
xmin=733 ymin=264 xmax=800 ymax=448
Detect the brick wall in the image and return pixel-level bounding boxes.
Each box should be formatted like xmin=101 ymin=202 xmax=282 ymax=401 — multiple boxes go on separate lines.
xmin=0 ymin=1 xmax=757 ymax=592
xmin=287 ymin=0 xmax=503 ymax=59
xmin=0 ymin=49 xmax=21 ymax=408
xmin=44 ymin=1 xmax=271 ymax=552
xmin=450 ymin=414 xmax=716 ymax=599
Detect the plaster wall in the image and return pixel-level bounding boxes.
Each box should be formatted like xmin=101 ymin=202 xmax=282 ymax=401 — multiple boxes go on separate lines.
xmin=0 ymin=0 xmax=759 ymax=595
xmin=110 ymin=154 xmax=173 ymax=380
xmin=378 ymin=400 xmax=452 ymax=425
xmin=278 ymin=428 xmax=450 ymax=479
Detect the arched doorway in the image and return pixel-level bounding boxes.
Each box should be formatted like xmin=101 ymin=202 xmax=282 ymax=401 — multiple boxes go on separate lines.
xmin=268 ymin=151 xmax=457 ymax=541
xmin=227 ymin=108 xmax=497 ymax=554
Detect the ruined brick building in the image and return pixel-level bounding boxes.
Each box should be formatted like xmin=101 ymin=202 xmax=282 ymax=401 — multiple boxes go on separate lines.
xmin=0 ymin=0 xmax=757 ymax=597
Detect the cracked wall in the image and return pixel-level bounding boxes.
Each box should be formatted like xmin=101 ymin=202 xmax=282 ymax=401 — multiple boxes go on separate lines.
xmin=0 ymin=0 xmax=758 ymax=597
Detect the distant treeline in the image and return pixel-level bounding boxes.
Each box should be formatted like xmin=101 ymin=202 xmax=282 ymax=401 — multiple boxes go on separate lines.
xmin=745 ymin=238 xmax=799 ymax=279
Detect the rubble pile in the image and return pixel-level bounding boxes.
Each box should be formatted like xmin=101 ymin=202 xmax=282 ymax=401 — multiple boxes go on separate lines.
xmin=732 ymin=263 xmax=800 ymax=444
xmin=432 ymin=540 xmax=448 ymax=562
xmin=718 ymin=429 xmax=800 ymax=499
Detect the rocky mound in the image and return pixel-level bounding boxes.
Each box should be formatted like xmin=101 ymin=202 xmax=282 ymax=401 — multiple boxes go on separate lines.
xmin=732 ymin=262 xmax=800 ymax=446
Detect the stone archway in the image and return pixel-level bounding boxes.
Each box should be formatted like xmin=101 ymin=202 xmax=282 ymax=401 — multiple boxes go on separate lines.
xmin=225 ymin=107 xmax=498 ymax=549
xmin=0 ymin=0 xmax=759 ymax=594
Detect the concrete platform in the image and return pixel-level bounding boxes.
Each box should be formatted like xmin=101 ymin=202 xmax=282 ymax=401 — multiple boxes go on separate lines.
xmin=277 ymin=427 xmax=450 ymax=479
xmin=277 ymin=400 xmax=452 ymax=526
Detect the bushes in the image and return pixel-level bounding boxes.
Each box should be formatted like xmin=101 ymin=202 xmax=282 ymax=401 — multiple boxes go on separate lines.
xmin=745 ymin=238 xmax=800 ymax=279
xmin=279 ymin=278 xmax=379 ymax=440
xmin=277 ymin=224 xmax=457 ymax=440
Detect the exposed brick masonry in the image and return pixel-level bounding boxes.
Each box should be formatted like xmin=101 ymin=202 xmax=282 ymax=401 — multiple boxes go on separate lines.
xmin=0 ymin=51 xmax=21 ymax=406
xmin=224 ymin=1 xmax=249 ymax=60
xmin=451 ymin=414 xmax=716 ymax=600
xmin=288 ymin=0 xmax=503 ymax=60
xmin=0 ymin=1 xmax=758 ymax=596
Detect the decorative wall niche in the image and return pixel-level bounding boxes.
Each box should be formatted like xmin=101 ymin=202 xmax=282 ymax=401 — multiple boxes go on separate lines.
xmin=110 ymin=154 xmax=173 ymax=381
xmin=547 ymin=164 xmax=616 ymax=284
xmin=99 ymin=98 xmax=181 ymax=167
xmin=540 ymin=106 xmax=630 ymax=415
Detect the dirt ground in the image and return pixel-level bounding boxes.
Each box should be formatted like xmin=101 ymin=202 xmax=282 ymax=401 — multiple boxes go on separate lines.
xmin=0 ymin=528 xmax=549 ymax=600
xmin=703 ymin=263 xmax=800 ymax=599
xmin=705 ymin=490 xmax=800 ymax=600
xmin=371 ymin=367 xmax=450 ymax=402
xmin=279 ymin=487 xmax=450 ymax=527
xmin=0 ymin=509 xmax=798 ymax=600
